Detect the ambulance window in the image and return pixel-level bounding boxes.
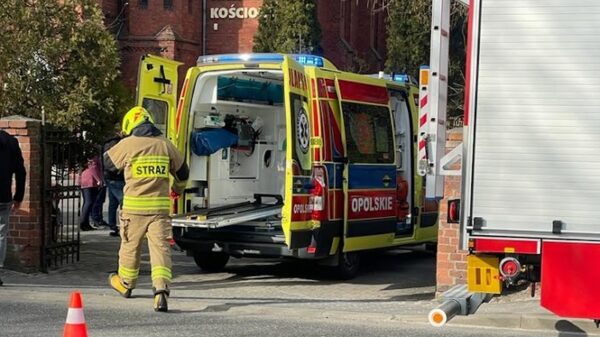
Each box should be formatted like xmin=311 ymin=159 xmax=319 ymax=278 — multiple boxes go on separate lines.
xmin=374 ymin=116 xmax=390 ymax=153
xmin=342 ymin=102 xmax=394 ymax=164
xmin=142 ymin=98 xmax=168 ymax=135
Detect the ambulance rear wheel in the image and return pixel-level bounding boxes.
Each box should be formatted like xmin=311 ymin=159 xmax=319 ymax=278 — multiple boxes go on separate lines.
xmin=335 ymin=251 xmax=360 ymax=280
xmin=193 ymin=252 xmax=230 ymax=272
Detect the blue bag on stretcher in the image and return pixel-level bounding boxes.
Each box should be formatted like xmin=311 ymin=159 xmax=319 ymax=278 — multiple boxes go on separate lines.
xmin=190 ymin=129 xmax=239 ymax=156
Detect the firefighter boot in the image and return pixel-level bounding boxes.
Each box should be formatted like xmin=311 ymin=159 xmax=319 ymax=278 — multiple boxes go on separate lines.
xmin=108 ymin=273 xmax=132 ymax=298
xmin=153 ymin=289 xmax=169 ymax=312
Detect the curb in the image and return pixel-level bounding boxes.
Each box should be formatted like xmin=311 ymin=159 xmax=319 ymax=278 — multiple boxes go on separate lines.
xmin=447 ymin=313 xmax=600 ymax=336
xmin=204 ymin=302 xmax=600 ymax=335
xmin=220 ymin=302 xmax=600 ymax=336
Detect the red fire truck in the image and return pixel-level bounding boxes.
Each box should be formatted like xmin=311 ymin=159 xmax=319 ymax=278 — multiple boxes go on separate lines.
xmin=423 ymin=0 xmax=600 ymax=327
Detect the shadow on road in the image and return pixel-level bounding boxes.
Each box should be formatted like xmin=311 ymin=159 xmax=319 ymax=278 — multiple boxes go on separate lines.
xmin=555 ymin=320 xmax=587 ymax=337
xmin=3 ymin=231 xmax=437 ymax=301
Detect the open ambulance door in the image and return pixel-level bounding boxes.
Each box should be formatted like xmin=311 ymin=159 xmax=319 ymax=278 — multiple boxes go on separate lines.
xmin=335 ymin=74 xmax=397 ymax=252
xmin=281 ymin=56 xmax=313 ymax=249
xmin=136 ymin=54 xmax=183 ymax=141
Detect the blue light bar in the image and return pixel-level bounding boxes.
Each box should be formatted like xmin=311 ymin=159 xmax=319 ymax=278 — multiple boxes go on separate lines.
xmin=197 ymin=53 xmax=325 ymax=68
xmin=292 ymin=54 xmax=324 ymax=67
xmin=392 ymin=73 xmax=410 ymax=83
xmin=197 ymin=53 xmax=285 ymax=65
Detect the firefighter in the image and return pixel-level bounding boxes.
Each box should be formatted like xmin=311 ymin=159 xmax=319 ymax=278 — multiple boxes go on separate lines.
xmin=104 ymin=106 xmax=189 ymax=312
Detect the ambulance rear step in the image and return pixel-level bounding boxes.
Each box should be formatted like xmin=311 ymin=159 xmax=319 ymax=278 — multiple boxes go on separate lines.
xmin=172 ymin=194 xmax=283 ymax=229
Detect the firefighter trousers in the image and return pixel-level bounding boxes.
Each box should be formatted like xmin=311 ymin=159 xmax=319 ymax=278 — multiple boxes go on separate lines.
xmin=117 ymin=212 xmax=172 ymax=292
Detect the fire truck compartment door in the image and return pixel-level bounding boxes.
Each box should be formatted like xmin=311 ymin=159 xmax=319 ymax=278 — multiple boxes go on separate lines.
xmin=466 ymin=0 xmax=600 ymax=240
xmin=281 ymin=56 xmax=313 ymax=249
xmin=335 ymin=74 xmax=397 ymax=252
xmin=540 ymin=240 xmax=600 ymax=319
xmin=136 ymin=54 xmax=183 ymax=141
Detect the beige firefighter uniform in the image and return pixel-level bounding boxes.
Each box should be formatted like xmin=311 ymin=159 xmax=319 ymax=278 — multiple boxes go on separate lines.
xmin=105 ymin=122 xmax=188 ymax=294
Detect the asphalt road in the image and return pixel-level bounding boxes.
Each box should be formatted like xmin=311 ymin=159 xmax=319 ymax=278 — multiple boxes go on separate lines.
xmin=0 ymin=295 xmax=552 ymax=337
xmin=1 ymin=231 xmax=597 ymax=336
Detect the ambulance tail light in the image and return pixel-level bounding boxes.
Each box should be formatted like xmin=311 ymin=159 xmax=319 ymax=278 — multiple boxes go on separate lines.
xmin=310 ymin=166 xmax=327 ymax=221
xmin=447 ymin=199 xmax=460 ymax=223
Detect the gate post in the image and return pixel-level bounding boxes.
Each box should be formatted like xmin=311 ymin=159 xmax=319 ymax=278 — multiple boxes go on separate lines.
xmin=0 ymin=116 xmax=44 ymax=272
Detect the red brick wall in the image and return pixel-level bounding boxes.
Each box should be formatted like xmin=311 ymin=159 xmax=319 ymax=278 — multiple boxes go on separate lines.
xmin=206 ymin=0 xmax=262 ymax=54
xmin=319 ymin=1 xmax=387 ymax=73
xmin=436 ymin=128 xmax=467 ymax=293
xmin=117 ymin=0 xmax=204 ymax=90
xmin=97 ymin=0 xmax=119 ymax=20
xmin=100 ymin=0 xmax=391 ymax=93
xmin=0 ymin=118 xmax=43 ymax=272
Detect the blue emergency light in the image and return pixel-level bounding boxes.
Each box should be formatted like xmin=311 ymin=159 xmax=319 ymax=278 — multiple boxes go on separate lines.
xmin=197 ymin=53 xmax=325 ymax=67
xmin=197 ymin=53 xmax=284 ymax=65
xmin=392 ymin=73 xmax=410 ymax=83
xmin=292 ymin=54 xmax=324 ymax=67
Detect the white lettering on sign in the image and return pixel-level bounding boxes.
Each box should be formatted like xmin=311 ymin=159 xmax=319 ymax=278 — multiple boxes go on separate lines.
xmin=293 ymin=203 xmax=314 ymax=214
xmin=351 ymin=196 xmax=394 ymax=213
xmin=210 ymin=7 xmax=260 ymax=19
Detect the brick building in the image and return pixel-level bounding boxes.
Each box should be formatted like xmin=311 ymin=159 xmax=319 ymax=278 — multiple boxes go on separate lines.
xmin=97 ymin=0 xmax=388 ymax=90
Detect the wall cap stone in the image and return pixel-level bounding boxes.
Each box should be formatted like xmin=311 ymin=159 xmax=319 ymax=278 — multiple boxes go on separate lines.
xmin=0 ymin=115 xmax=41 ymax=122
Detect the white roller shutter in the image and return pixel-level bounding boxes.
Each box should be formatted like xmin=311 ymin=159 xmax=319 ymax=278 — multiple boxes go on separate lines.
xmin=469 ymin=0 xmax=600 ymax=238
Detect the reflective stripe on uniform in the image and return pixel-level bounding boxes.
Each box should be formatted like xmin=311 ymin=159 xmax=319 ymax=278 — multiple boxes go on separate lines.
xmin=131 ymin=155 xmax=170 ymax=178
xmin=119 ymin=266 xmax=139 ymax=280
xmin=151 ymin=266 xmax=172 ymax=281
xmin=123 ymin=196 xmax=171 ymax=211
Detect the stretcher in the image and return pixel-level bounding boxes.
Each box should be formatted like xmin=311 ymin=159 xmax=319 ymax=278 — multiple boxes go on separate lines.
xmin=171 ymin=194 xmax=283 ymax=229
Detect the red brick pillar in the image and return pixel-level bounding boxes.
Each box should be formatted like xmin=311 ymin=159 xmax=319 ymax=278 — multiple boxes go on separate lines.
xmin=0 ymin=116 xmax=43 ymax=272
xmin=436 ymin=128 xmax=467 ymax=294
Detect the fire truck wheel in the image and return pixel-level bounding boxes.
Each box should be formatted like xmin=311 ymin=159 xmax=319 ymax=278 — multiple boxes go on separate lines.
xmin=335 ymin=251 xmax=361 ymax=280
xmin=193 ymin=252 xmax=230 ymax=272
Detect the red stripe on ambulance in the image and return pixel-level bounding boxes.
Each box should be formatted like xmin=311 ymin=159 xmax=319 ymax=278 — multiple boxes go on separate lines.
xmin=337 ymin=80 xmax=389 ymax=105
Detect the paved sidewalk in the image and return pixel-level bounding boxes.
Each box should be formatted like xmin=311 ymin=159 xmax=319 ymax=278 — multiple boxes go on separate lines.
xmin=1 ymin=230 xmax=599 ymax=336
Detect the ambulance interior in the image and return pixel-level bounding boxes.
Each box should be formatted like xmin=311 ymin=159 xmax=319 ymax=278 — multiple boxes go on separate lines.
xmin=185 ymin=70 xmax=287 ymax=218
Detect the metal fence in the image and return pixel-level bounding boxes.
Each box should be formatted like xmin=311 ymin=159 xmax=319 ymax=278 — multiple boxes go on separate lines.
xmin=41 ymin=127 xmax=84 ymax=271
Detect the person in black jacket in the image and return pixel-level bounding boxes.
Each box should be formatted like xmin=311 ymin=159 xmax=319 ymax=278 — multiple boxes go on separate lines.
xmin=0 ymin=129 xmax=26 ymax=286
xmin=102 ymin=132 xmax=125 ymax=237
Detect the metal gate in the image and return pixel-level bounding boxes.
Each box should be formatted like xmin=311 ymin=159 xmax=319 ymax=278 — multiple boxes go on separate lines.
xmin=41 ymin=127 xmax=85 ymax=271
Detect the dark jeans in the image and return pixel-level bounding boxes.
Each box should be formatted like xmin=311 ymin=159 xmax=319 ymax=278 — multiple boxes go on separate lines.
xmin=80 ymin=187 xmax=99 ymax=226
xmin=0 ymin=203 xmax=11 ymax=268
xmin=107 ymin=180 xmax=125 ymax=231
xmin=91 ymin=186 xmax=106 ymax=223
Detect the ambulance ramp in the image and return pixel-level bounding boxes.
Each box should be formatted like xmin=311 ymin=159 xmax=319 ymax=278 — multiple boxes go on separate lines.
xmin=172 ymin=194 xmax=283 ymax=229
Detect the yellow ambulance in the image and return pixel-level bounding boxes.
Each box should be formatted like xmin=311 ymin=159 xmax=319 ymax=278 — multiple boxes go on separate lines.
xmin=136 ymin=53 xmax=438 ymax=278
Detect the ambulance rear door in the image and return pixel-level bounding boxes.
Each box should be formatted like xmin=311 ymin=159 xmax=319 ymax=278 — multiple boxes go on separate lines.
xmin=136 ymin=54 xmax=183 ymax=141
xmin=335 ymin=74 xmax=397 ymax=252
xmin=281 ymin=56 xmax=313 ymax=249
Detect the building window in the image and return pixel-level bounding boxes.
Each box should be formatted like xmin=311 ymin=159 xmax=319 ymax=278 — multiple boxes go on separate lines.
xmin=340 ymin=0 xmax=352 ymax=42
xmin=164 ymin=0 xmax=173 ymax=10
xmin=370 ymin=9 xmax=384 ymax=60
xmin=138 ymin=0 xmax=148 ymax=8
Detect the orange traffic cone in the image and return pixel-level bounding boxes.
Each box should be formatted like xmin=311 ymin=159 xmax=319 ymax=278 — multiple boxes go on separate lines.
xmin=63 ymin=291 xmax=88 ymax=337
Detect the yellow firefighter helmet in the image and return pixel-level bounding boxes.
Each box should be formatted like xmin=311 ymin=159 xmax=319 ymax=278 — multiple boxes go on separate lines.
xmin=121 ymin=106 xmax=154 ymax=136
